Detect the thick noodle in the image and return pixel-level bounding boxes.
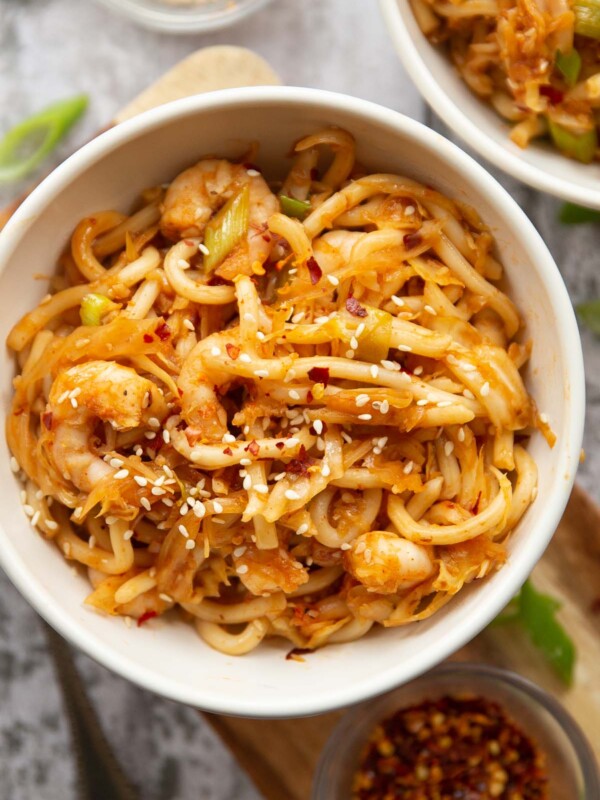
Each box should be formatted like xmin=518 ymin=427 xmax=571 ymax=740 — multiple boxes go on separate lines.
xmin=6 ymin=128 xmax=545 ymax=655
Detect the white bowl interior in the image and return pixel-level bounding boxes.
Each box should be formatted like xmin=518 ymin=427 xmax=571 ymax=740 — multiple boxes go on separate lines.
xmin=0 ymin=89 xmax=584 ymax=717
xmin=380 ymin=0 xmax=600 ymax=208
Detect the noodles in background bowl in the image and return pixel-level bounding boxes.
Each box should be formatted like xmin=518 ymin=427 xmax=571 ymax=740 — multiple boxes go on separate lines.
xmin=6 ymin=128 xmax=547 ymax=656
xmin=411 ymin=0 xmax=600 ymax=162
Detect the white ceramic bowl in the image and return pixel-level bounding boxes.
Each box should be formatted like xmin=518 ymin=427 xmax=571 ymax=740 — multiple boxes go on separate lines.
xmin=380 ymin=0 xmax=600 ymax=208
xmin=0 ymin=87 xmax=584 ymax=718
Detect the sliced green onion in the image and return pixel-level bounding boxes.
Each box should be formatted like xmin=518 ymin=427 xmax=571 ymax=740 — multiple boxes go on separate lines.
xmin=0 ymin=95 xmax=88 ymax=184
xmin=548 ymin=118 xmax=597 ymax=163
xmin=80 ymin=293 xmax=117 ymax=326
xmin=555 ymin=48 xmax=582 ymax=87
xmin=279 ymin=195 xmax=311 ymax=220
xmin=493 ymin=579 xmax=576 ymax=686
xmin=574 ymin=0 xmax=600 ymax=39
xmin=559 ymin=202 xmax=600 ymax=223
xmin=203 ymin=183 xmax=250 ymax=272
xmin=576 ymin=299 xmax=600 ymax=334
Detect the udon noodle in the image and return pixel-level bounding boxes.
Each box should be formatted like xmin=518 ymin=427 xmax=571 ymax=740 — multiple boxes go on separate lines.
xmin=6 ymin=128 xmax=546 ymax=655
xmin=412 ymin=0 xmax=600 ymax=161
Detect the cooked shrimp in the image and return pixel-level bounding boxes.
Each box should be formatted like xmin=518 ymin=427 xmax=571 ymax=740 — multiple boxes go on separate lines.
xmin=177 ymin=334 xmax=231 ymax=443
xmin=42 ymin=361 xmax=166 ymax=494
xmin=160 ymin=159 xmax=279 ymax=268
xmin=345 ymin=531 xmax=434 ymax=594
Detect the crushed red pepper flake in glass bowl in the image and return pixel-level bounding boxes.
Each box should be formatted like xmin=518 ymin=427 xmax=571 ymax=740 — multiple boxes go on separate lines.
xmin=312 ymin=664 xmax=600 ymax=800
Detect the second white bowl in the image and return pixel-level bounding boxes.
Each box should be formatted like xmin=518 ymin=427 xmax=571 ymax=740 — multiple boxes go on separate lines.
xmin=380 ymin=0 xmax=600 ymax=208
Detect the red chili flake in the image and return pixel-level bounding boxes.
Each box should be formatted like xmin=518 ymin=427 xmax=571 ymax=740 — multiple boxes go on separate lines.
xmin=353 ymin=695 xmax=548 ymax=800
xmin=143 ymin=333 xmax=154 ymax=343
xmin=306 ymin=390 xmax=314 ymax=403
xmin=285 ymin=444 xmax=313 ymax=476
xmin=41 ymin=411 xmax=53 ymax=431
xmin=540 ymin=84 xmax=564 ymax=104
xmin=346 ymin=295 xmax=368 ymax=317
xmin=307 ymin=256 xmax=322 ymax=285
xmin=308 ymin=366 xmax=330 ymax=387
xmin=403 ymin=232 xmax=423 ymax=249
xmin=275 ymin=441 xmax=285 ymax=450
xmin=155 ymin=322 xmax=171 ymax=341
xmin=262 ymin=234 xmax=271 ymax=242
xmin=226 ymin=343 xmax=240 ymax=360
xmin=137 ymin=610 xmax=158 ymax=627
xmin=223 ymin=447 xmax=233 ymax=456
xmin=245 ymin=440 xmax=260 ymax=456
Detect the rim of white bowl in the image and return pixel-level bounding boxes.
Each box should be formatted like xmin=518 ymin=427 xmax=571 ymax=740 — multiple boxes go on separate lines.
xmin=379 ymin=0 xmax=600 ymax=209
xmin=94 ymin=0 xmax=273 ymax=33
xmin=0 ymin=87 xmax=586 ymax=717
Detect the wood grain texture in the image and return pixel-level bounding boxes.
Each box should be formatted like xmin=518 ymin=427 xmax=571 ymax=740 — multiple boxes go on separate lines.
xmin=204 ymin=484 xmax=600 ymax=800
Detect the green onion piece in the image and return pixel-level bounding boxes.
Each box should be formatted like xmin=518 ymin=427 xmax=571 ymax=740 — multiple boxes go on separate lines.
xmin=574 ymin=0 xmax=600 ymax=39
xmin=576 ymin=299 xmax=600 ymax=334
xmin=203 ymin=183 xmax=250 ymax=272
xmin=493 ymin=580 xmax=576 ymax=686
xmin=80 ymin=293 xmax=117 ymax=326
xmin=279 ymin=195 xmax=311 ymax=220
xmin=555 ymin=48 xmax=582 ymax=87
xmin=559 ymin=202 xmax=600 ymax=223
xmin=354 ymin=308 xmax=393 ymax=363
xmin=0 ymin=95 xmax=88 ymax=184
xmin=548 ymin=118 xmax=598 ymax=163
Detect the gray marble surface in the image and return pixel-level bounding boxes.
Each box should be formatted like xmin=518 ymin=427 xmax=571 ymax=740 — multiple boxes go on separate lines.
xmin=0 ymin=0 xmax=599 ymax=798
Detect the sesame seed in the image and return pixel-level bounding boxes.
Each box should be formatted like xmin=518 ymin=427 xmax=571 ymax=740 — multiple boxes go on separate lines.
xmin=199 ymin=242 xmax=210 ymax=256
xmin=296 ymin=523 xmax=309 ymax=535
xmin=285 ymin=438 xmax=299 ymax=448
xmin=134 ymin=476 xmax=148 ymax=487
xmin=151 ymin=487 xmax=166 ymax=496
xmin=178 ymin=524 xmax=189 ymax=538
xmin=243 ymin=312 xmax=256 ymax=323
xmin=313 ymin=419 xmax=324 ymax=435
xmin=423 ymin=305 xmax=437 ymax=316
xmin=481 ymin=382 xmax=490 ymax=397
xmin=213 ymin=500 xmax=224 ymax=514
xmin=370 ymin=365 xmax=379 ymax=378
xmin=327 ymin=274 xmax=339 ymax=286
xmin=405 ymin=205 xmax=415 ymax=216
xmin=462 ymin=363 xmax=477 ymax=372
xmin=413 ymin=366 xmax=424 ymax=376
xmin=20 ymin=490 xmax=27 ymax=504
xmin=134 ymin=446 xmax=144 ymax=456
xmin=58 ymin=390 xmax=69 ymax=403
xmin=114 ymin=469 xmax=129 ymax=480
xmin=340 ymin=542 xmax=351 ymax=550
xmin=458 ymin=427 xmax=466 ymax=442
xmin=45 ymin=520 xmax=58 ymax=531
xmin=355 ymin=394 xmax=370 ymax=407
xmin=233 ymin=546 xmax=247 ymax=557
xmin=105 ymin=515 xmax=118 ymax=525
xmin=10 ymin=457 xmax=19 ymax=473
xmin=403 ymin=461 xmax=414 ymax=474
xmin=285 ymin=489 xmax=301 ymax=501
xmin=178 ymin=258 xmax=189 ymax=269
xmin=356 ymin=323 xmax=366 ymax=337
xmin=398 ymin=344 xmax=412 ymax=352
xmin=222 ymin=433 xmax=236 ymax=443
xmin=123 ymin=529 xmax=134 ymax=540
xmin=445 ymin=441 xmax=455 ymax=456
xmin=345 ymin=350 xmax=355 ymax=359
xmin=253 ymin=484 xmax=269 ymax=494
xmin=355 ymin=541 xmax=367 ymax=554
xmin=381 ymin=359 xmax=400 ymax=371
xmin=238 ymin=353 xmax=251 ymax=363
xmin=183 ymin=318 xmax=195 ymax=332
xmin=288 ymin=268 xmax=298 ymax=275
xmin=31 ymin=511 xmax=40 ymax=527
xmin=380 ymin=400 xmax=390 ymax=414
xmin=437 ymin=400 xmax=453 ymax=408
xmin=211 ymin=346 xmax=221 ymax=356
xmin=315 ymin=316 xmax=330 ymax=324
xmin=341 ymin=431 xmax=353 ymax=444
xmin=185 ymin=539 xmax=196 ymax=550
xmin=163 ymin=429 xmax=171 ymax=444
xmin=288 ymin=389 xmax=301 ymax=401
xmin=350 ymin=336 xmax=359 ymax=350
xmin=391 ymin=295 xmax=405 ymax=307
xmin=162 ymin=498 xmax=174 ymax=507
xmin=540 ymin=412 xmax=549 ymax=424
xmin=316 ymin=436 xmax=325 ymax=451
xmin=358 ymin=413 xmax=372 ymax=421
xmin=70 ymin=397 xmax=78 ymax=408
xmin=159 ymin=593 xmax=173 ymax=603
xmin=179 ymin=503 xmax=189 ymax=516
xmin=416 ymin=399 xmax=428 ymax=406
xmin=141 ymin=497 xmax=151 ymax=511
xmin=291 ymin=311 xmax=305 ymax=324
xmin=247 ymin=168 xmax=260 ymax=177
xmin=144 ymin=432 xmax=156 ymax=440
xmin=193 ymin=501 xmax=206 ymax=518
xmin=236 ymin=564 xmax=249 ymax=574
xmin=148 ymin=417 xmax=160 ymax=429
xmin=110 ymin=458 xmax=124 ymax=468
xmin=321 ymin=463 xmax=331 ymax=477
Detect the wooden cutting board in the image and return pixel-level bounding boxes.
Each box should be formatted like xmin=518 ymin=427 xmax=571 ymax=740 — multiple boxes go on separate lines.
xmin=2 ymin=46 xmax=598 ymax=800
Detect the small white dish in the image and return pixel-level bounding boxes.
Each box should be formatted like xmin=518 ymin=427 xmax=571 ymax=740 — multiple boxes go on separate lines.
xmin=380 ymin=0 xmax=600 ymax=208
xmin=94 ymin=0 xmax=274 ymax=34
xmin=0 ymin=87 xmax=584 ymax=717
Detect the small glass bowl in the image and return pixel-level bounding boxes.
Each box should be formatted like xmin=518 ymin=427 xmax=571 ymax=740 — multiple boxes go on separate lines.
xmin=93 ymin=0 xmax=274 ymax=34
xmin=312 ymin=663 xmax=600 ymax=799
